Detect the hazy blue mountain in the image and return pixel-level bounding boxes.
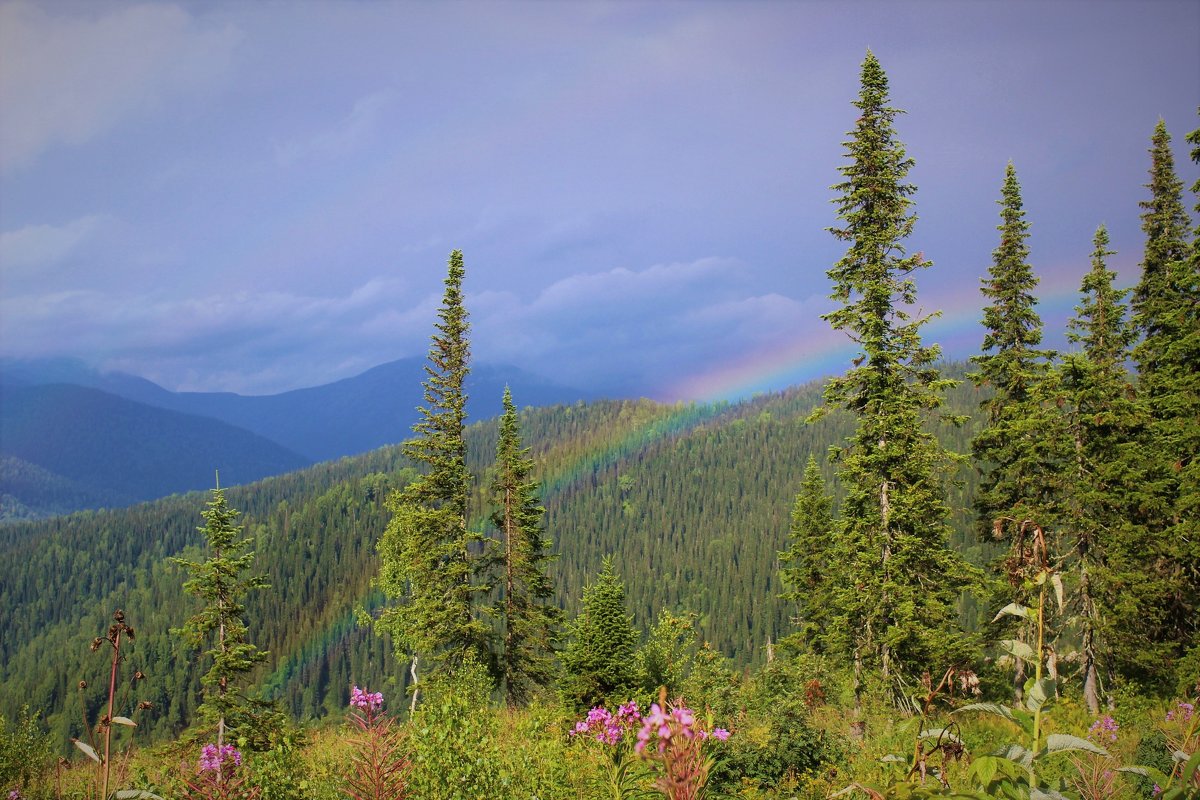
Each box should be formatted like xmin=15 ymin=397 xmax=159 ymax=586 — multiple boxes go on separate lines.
xmin=0 ymin=384 xmax=311 ymax=514
xmin=0 ymin=358 xmax=592 ymax=515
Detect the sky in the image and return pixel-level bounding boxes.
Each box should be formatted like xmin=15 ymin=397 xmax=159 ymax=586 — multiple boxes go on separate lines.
xmin=1 ymin=0 xmax=1197 ymax=402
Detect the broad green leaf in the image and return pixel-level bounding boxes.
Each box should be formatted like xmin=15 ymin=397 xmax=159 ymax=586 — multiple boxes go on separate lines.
xmin=993 ymin=743 xmax=1034 ymax=768
xmin=1030 ymin=789 xmax=1069 ymax=800
xmin=1024 ymin=676 xmax=1056 ymax=712
xmin=1042 ymin=734 xmax=1108 ymax=757
xmin=1117 ymin=766 xmax=1171 ymax=783
xmin=1172 ymin=749 xmax=1191 ymax=763
xmin=992 ymin=602 xmax=1031 ymax=622
xmin=919 ymin=727 xmax=962 ymax=744
xmin=110 ymin=716 xmax=137 ymax=727
xmin=1181 ymin=749 xmax=1200 ymax=779
xmin=879 ymin=753 xmax=907 ymax=763
xmin=955 ymin=702 xmax=1017 ymax=722
xmin=999 ymin=639 xmax=1037 ymax=663
xmin=112 ymin=791 xmax=166 ymax=800
xmin=1050 ymin=573 xmax=1064 ymax=611
xmin=72 ymin=738 xmax=101 ymax=763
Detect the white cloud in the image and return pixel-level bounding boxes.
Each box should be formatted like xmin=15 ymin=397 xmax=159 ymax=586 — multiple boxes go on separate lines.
xmin=0 ymin=215 xmax=104 ymax=270
xmin=273 ymin=90 xmax=394 ymax=166
xmin=0 ymin=1 xmax=242 ymax=171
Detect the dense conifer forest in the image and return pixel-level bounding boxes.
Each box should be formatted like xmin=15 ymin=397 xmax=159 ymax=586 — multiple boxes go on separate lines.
xmin=1 ymin=52 xmax=1197 ymax=800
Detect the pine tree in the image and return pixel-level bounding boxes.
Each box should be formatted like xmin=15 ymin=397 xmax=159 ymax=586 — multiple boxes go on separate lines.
xmin=778 ymin=454 xmax=834 ymax=652
xmin=970 ymin=162 xmax=1056 ymax=529
xmin=1057 ymin=225 xmax=1139 ymax=712
xmin=171 ymin=480 xmax=269 ymax=748
xmin=377 ymin=250 xmax=488 ymax=682
xmin=487 ymin=387 xmax=561 ymax=706
xmin=815 ymin=51 xmax=979 ymax=701
xmin=560 ymin=557 xmax=639 ymax=710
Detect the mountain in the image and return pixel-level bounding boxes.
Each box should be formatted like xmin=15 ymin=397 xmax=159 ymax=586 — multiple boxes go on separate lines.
xmin=0 ymin=384 xmax=311 ymax=516
xmin=0 ymin=366 xmax=990 ymax=747
xmin=1 ymin=357 xmax=592 ymax=463
xmin=0 ymin=357 xmax=592 ymax=516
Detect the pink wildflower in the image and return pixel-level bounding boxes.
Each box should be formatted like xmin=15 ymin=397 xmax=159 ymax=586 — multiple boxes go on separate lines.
xmin=350 ymin=685 xmax=384 ymax=712
xmin=198 ymin=743 xmax=242 ymax=773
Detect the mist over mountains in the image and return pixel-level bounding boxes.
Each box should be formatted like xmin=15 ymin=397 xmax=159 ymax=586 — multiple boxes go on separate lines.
xmin=0 ymin=357 xmax=590 ymax=518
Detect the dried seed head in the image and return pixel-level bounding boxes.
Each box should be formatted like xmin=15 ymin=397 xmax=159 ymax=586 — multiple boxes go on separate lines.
xmin=134 ymin=671 xmax=145 ymax=681
xmin=113 ymin=609 xmax=125 ymax=623
xmin=126 ymin=627 xmax=135 ymax=640
xmin=137 ymin=700 xmax=153 ymax=710
xmin=90 ymin=638 xmax=104 ymax=652
xmin=78 ymin=680 xmax=88 ymax=690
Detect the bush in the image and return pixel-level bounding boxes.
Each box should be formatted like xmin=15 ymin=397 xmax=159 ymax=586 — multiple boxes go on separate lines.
xmin=0 ymin=707 xmax=52 ymax=797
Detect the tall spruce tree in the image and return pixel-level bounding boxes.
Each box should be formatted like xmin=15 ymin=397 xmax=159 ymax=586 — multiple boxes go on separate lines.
xmin=778 ymin=454 xmax=835 ymax=652
xmin=172 ymin=480 xmax=269 ymax=748
xmin=487 ymin=387 xmax=561 ymax=706
xmin=377 ymin=250 xmax=488 ymax=683
xmin=560 ymin=557 xmax=639 ymax=710
xmin=970 ymin=163 xmax=1056 ymax=529
xmin=1057 ymin=225 xmax=1139 ymax=712
xmin=815 ymin=51 xmax=978 ymax=701
xmin=1121 ymin=122 xmax=1200 ymax=690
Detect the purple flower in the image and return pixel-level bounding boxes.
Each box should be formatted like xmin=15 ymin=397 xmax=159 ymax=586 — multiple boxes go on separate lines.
xmin=1087 ymin=715 xmax=1119 ymax=743
xmin=198 ymin=743 xmax=242 ymax=773
xmin=9 ymin=790 xmax=24 ymax=800
xmin=350 ymin=685 xmax=384 ymax=712
xmin=711 ymin=727 xmax=731 ymax=741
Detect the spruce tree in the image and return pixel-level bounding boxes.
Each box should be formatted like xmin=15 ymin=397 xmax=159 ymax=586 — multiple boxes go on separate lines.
xmin=1121 ymin=122 xmax=1200 ymax=690
xmin=172 ymin=480 xmax=269 ymax=748
xmin=815 ymin=51 xmax=978 ymax=701
xmin=970 ymin=162 xmax=1056 ymax=529
xmin=487 ymin=387 xmax=561 ymax=706
xmin=1057 ymin=225 xmax=1138 ymax=711
xmin=778 ymin=454 xmax=834 ymax=652
xmin=560 ymin=557 xmax=639 ymax=710
xmin=377 ymin=250 xmax=488 ymax=682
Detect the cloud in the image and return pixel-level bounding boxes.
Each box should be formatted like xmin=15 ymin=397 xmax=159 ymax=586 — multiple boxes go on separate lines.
xmin=273 ymin=91 xmax=394 ymax=166
xmin=0 ymin=1 xmax=242 ymax=171
xmin=0 ymin=215 xmax=105 ymax=270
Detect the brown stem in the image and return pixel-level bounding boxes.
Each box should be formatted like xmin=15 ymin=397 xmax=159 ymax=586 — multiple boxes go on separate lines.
xmin=102 ymin=626 xmax=121 ymax=800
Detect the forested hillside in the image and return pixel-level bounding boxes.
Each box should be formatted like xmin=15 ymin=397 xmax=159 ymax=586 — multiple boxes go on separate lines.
xmin=0 ymin=364 xmax=985 ymax=747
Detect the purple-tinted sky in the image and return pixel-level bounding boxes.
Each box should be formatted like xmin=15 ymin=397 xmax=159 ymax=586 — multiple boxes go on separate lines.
xmin=1 ymin=0 xmax=1197 ymax=400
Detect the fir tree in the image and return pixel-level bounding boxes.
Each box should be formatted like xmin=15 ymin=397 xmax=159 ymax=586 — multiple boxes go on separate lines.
xmin=560 ymin=557 xmax=639 ymax=710
xmin=778 ymin=454 xmax=834 ymax=652
xmin=487 ymin=387 xmax=561 ymax=707
xmin=377 ymin=250 xmax=488 ymax=683
xmin=970 ymin=162 xmax=1056 ymax=530
xmin=1057 ymin=225 xmax=1139 ymax=711
xmin=171 ymin=479 xmax=269 ymax=748
xmin=815 ymin=51 xmax=978 ymax=701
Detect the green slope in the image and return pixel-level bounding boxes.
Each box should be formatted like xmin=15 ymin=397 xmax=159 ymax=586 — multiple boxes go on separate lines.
xmin=0 ymin=365 xmax=989 ymax=747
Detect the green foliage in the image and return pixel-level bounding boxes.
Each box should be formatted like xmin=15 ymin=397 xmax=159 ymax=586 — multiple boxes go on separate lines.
xmin=377 ymin=250 xmax=490 ymax=679
xmin=970 ymin=162 xmax=1056 ymax=535
xmin=486 ymin=387 xmax=561 ymax=706
xmin=560 ymin=558 xmax=640 ymax=710
xmin=779 ymin=454 xmax=835 ymax=652
xmin=171 ymin=483 xmax=270 ymax=746
xmin=636 ymin=608 xmax=700 ymax=699
xmin=817 ymin=50 xmax=980 ymax=697
xmin=0 ymin=707 xmax=52 ymax=795
xmin=402 ymin=657 xmax=503 ymax=799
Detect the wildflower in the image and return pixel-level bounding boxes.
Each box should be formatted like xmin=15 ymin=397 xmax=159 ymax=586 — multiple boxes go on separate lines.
xmin=711 ymin=728 xmax=730 ymax=741
xmin=1165 ymin=701 xmax=1194 ymax=723
xmin=10 ymin=789 xmax=24 ymax=800
xmin=350 ymin=685 xmax=384 ymax=713
xmin=198 ymin=743 xmax=242 ymax=773
xmin=1087 ymin=715 xmax=1119 ymax=743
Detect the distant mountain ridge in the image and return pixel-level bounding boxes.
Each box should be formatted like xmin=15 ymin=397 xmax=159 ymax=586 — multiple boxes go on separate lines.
xmin=0 ymin=357 xmax=592 ymax=517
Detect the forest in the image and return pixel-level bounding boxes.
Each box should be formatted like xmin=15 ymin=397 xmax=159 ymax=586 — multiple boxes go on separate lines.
xmin=1 ymin=52 xmax=1198 ymax=799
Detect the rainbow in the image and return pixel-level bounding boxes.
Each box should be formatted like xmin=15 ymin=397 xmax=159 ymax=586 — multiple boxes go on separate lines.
xmin=261 ymin=255 xmax=1138 ymax=703
xmin=664 ymin=256 xmax=1134 ymax=404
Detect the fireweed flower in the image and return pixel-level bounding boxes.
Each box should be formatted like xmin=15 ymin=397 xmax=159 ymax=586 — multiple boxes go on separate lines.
xmin=1087 ymin=715 xmax=1119 ymax=743
xmin=570 ymin=702 xmax=643 ymax=745
xmin=1165 ymin=701 xmax=1195 ymax=723
xmin=350 ymin=685 xmax=384 ymax=712
xmin=198 ymin=743 xmax=242 ymax=773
